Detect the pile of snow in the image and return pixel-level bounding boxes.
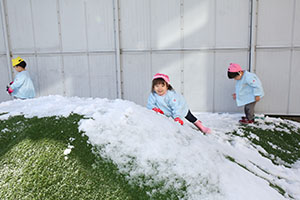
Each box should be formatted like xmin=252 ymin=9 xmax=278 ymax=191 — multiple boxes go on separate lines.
xmin=0 ymin=95 xmax=299 ymax=200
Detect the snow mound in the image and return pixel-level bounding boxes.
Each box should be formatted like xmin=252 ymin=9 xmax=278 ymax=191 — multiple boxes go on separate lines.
xmin=0 ymin=95 xmax=299 ymax=200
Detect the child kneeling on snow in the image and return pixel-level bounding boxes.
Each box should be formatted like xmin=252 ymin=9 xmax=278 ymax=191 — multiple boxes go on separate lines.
xmin=227 ymin=63 xmax=264 ymax=124
xmin=147 ymin=73 xmax=211 ymax=134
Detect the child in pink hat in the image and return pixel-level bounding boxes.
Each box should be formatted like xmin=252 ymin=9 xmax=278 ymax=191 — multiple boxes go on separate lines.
xmin=147 ymin=73 xmax=211 ymax=134
xmin=227 ymin=63 xmax=264 ymax=124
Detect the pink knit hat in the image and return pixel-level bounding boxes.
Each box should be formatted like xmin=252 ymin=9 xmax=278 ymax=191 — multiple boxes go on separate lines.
xmin=228 ymin=63 xmax=242 ymax=72
xmin=153 ymin=73 xmax=170 ymax=84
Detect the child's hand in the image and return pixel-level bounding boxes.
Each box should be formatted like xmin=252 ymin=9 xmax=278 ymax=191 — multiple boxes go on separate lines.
xmin=6 ymin=86 xmax=13 ymax=94
xmin=255 ymin=96 xmax=260 ymax=102
xmin=152 ymin=107 xmax=164 ymax=114
xmin=232 ymin=93 xmax=236 ymax=100
xmin=174 ymin=117 xmax=184 ymax=125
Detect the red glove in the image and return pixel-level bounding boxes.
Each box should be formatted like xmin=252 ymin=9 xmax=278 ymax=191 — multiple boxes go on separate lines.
xmin=152 ymin=107 xmax=164 ymax=114
xmin=174 ymin=117 xmax=184 ymax=125
xmin=9 ymin=81 xmax=14 ymax=85
xmin=7 ymin=86 xmax=13 ymax=94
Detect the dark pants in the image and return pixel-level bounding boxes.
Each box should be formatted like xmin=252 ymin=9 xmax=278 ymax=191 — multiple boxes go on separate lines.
xmin=185 ymin=110 xmax=197 ymax=123
xmin=244 ymin=102 xmax=256 ymax=121
xmin=13 ymin=96 xmax=26 ymax=100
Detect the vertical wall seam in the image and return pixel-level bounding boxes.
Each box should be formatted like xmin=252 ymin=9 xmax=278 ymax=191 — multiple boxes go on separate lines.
xmin=29 ymin=0 xmax=41 ymax=96
xmin=287 ymin=0 xmax=297 ymax=114
xmin=56 ymin=0 xmax=66 ymax=96
xmin=212 ymin=0 xmax=217 ymax=112
xmin=149 ymin=0 xmax=152 ymax=78
xmin=180 ymin=0 xmax=184 ymax=95
xmin=1 ymin=0 xmax=13 ymax=82
xmin=252 ymin=0 xmax=259 ymax=73
xmin=83 ymin=1 xmax=92 ymax=97
xmin=248 ymin=0 xmax=253 ymax=71
xmin=249 ymin=0 xmax=259 ymax=73
xmin=113 ymin=0 xmax=122 ymax=99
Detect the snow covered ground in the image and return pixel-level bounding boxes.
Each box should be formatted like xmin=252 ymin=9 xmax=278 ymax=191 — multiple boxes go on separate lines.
xmin=0 ymin=95 xmax=299 ymax=200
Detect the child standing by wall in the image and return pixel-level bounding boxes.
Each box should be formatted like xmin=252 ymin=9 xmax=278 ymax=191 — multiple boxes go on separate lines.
xmin=147 ymin=73 xmax=211 ymax=134
xmin=6 ymin=57 xmax=35 ymax=99
xmin=227 ymin=63 xmax=264 ymax=124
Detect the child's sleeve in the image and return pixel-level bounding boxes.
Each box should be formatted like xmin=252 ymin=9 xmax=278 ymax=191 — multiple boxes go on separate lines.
xmin=10 ymin=74 xmax=25 ymax=90
xmin=247 ymin=74 xmax=264 ymax=96
xmin=168 ymin=93 xmax=184 ymax=119
xmin=146 ymin=93 xmax=156 ymax=110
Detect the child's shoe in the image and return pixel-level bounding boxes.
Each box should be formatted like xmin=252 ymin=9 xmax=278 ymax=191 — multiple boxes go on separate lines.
xmin=239 ymin=118 xmax=254 ymax=124
xmin=194 ymin=120 xmax=211 ymax=134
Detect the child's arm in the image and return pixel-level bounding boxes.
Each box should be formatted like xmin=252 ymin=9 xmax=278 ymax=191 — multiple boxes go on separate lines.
xmin=168 ymin=93 xmax=186 ymax=122
xmin=10 ymin=74 xmax=26 ymax=90
xmin=246 ymin=74 xmax=264 ymax=97
xmin=147 ymin=93 xmax=164 ymax=114
xmin=146 ymin=93 xmax=157 ymax=110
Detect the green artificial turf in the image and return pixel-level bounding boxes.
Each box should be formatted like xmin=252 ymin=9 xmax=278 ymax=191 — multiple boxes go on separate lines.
xmin=225 ymin=119 xmax=300 ymax=199
xmin=0 ymin=114 xmax=183 ymax=200
xmin=229 ymin=121 xmax=300 ymax=167
xmin=1 ymin=113 xmax=299 ymax=200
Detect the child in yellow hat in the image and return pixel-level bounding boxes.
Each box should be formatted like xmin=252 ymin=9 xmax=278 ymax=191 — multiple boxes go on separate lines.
xmin=7 ymin=57 xmax=35 ymax=99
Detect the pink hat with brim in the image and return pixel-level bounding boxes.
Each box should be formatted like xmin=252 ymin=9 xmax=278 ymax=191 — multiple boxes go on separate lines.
xmin=153 ymin=73 xmax=170 ymax=84
xmin=228 ymin=63 xmax=242 ymax=72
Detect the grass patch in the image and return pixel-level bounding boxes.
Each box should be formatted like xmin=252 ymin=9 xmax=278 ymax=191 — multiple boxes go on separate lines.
xmin=227 ymin=121 xmax=300 ymax=167
xmin=224 ymin=155 xmax=290 ymax=199
xmin=0 ymin=114 xmax=184 ymax=200
xmin=225 ymin=120 xmax=300 ymax=199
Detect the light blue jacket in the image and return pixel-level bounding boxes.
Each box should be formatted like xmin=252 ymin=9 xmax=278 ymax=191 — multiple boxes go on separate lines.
xmin=235 ymin=71 xmax=264 ymax=107
xmin=147 ymin=90 xmax=189 ymax=119
xmin=10 ymin=71 xmax=35 ymax=99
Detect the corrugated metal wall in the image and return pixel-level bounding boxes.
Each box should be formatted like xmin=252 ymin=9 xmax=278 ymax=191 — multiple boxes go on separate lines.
xmin=119 ymin=0 xmax=251 ymax=113
xmin=254 ymin=0 xmax=300 ymax=115
xmin=0 ymin=0 xmax=118 ymax=99
xmin=0 ymin=0 xmax=299 ymax=115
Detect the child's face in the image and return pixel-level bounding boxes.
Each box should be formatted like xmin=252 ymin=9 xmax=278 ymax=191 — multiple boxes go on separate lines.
xmin=234 ymin=72 xmax=243 ymax=80
xmin=154 ymin=83 xmax=168 ymax=96
xmin=234 ymin=76 xmax=241 ymax=80
xmin=14 ymin=66 xmax=24 ymax=72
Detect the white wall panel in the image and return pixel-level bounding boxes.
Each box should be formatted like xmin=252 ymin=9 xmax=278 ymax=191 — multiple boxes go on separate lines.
xmin=60 ymin=0 xmax=87 ymax=52
xmin=150 ymin=0 xmax=181 ymax=49
xmin=184 ymin=0 xmax=216 ymax=48
xmin=6 ymin=0 xmax=35 ymax=53
xmin=255 ymin=50 xmax=291 ymax=114
xmin=0 ymin=56 xmax=11 ymax=102
xmin=119 ymin=0 xmax=150 ymax=49
xmin=294 ymin=0 xmax=300 ymax=45
xmin=36 ymin=56 xmax=64 ymax=96
xmin=122 ymin=53 xmax=151 ymax=105
xmin=0 ymin=0 xmax=299 ymax=116
xmin=288 ymin=50 xmax=300 ymax=114
xmin=88 ymin=54 xmax=117 ymax=98
xmin=86 ymin=0 xmax=115 ymax=51
xmin=257 ymin=0 xmax=294 ymax=46
xmin=31 ymin=0 xmax=60 ymax=52
xmin=63 ymin=55 xmax=90 ymax=97
xmin=216 ymin=0 xmax=250 ymax=47
xmin=0 ymin=7 xmax=6 ymax=54
xmin=214 ymin=51 xmax=249 ymax=113
xmin=151 ymin=53 xmax=181 ymax=92
xmin=183 ymin=52 xmax=214 ymax=112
